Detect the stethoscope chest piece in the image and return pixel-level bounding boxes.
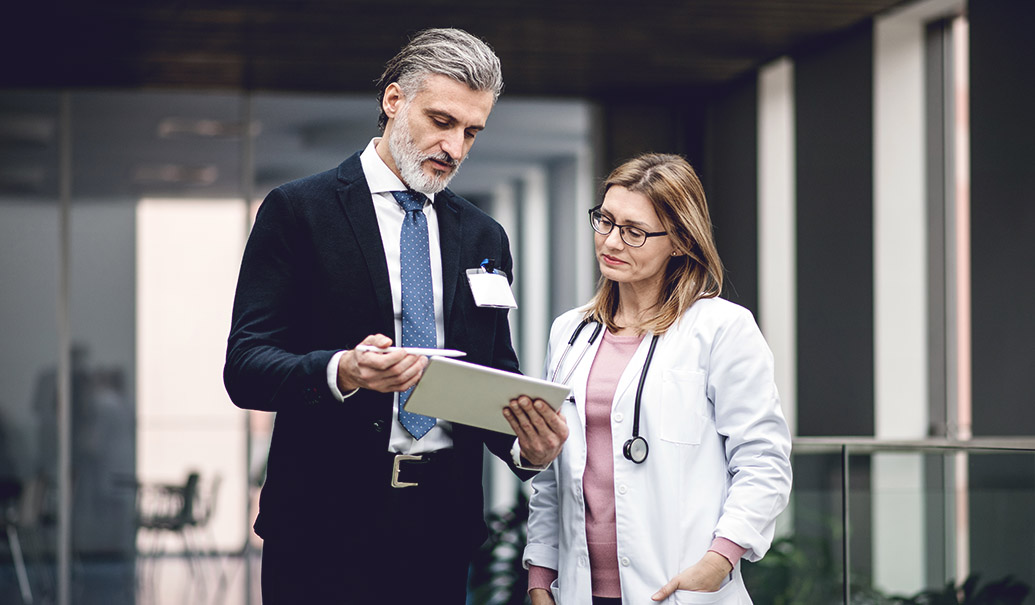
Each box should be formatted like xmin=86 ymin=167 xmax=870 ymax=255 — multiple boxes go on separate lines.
xmin=623 ymin=435 xmax=649 ymax=464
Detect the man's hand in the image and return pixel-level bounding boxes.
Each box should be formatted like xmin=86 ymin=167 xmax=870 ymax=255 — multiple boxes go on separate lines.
xmin=337 ymin=334 xmax=428 ymax=394
xmin=651 ymin=551 xmax=732 ymax=601
xmin=503 ymin=395 xmax=569 ymax=467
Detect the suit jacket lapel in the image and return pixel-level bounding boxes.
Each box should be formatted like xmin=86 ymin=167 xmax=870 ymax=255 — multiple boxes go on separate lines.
xmin=436 ymin=192 xmax=462 ymax=339
xmin=336 ymin=155 xmax=395 ymax=336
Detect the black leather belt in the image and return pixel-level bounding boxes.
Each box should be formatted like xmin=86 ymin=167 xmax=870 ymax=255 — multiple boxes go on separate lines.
xmin=388 ymin=450 xmax=454 ymax=488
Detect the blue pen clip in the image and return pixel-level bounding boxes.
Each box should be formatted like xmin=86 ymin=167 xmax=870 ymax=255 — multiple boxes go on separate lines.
xmin=480 ymin=258 xmax=497 ymax=274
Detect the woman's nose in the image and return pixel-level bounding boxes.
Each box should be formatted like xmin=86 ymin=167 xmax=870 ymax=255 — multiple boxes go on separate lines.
xmin=604 ymin=227 xmax=625 ymax=249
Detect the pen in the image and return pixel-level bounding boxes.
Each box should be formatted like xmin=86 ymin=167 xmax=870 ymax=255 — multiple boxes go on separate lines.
xmin=355 ymin=345 xmax=466 ymax=357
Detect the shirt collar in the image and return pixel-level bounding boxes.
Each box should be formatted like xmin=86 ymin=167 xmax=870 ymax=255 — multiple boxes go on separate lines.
xmin=359 ymin=138 xmax=436 ymax=204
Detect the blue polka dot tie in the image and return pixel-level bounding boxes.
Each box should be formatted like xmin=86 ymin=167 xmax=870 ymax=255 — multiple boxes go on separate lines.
xmin=393 ymin=190 xmax=438 ymax=439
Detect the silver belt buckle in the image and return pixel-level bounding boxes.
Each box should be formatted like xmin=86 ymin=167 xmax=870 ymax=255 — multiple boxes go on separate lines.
xmin=391 ymin=454 xmax=422 ymax=488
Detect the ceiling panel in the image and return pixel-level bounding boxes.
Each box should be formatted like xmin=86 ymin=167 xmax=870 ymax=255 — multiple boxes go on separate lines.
xmin=4 ymin=0 xmax=908 ymax=96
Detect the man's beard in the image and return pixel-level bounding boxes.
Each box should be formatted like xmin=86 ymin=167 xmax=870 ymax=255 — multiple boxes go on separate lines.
xmin=388 ymin=104 xmax=463 ymax=195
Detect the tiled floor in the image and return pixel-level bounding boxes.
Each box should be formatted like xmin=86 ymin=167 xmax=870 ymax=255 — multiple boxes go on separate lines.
xmin=0 ymin=550 xmax=262 ymax=605
xmin=135 ymin=551 xmax=262 ymax=605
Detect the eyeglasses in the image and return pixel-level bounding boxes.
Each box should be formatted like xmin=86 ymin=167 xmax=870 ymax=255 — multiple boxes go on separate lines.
xmin=588 ymin=206 xmax=667 ymax=248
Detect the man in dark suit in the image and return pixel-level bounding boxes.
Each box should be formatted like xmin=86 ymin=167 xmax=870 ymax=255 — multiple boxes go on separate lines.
xmin=223 ymin=28 xmax=568 ymax=603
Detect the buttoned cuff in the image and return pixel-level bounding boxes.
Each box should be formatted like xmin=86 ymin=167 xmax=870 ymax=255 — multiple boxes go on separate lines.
xmin=327 ymin=351 xmax=359 ymax=402
xmin=511 ymin=438 xmax=549 ymax=471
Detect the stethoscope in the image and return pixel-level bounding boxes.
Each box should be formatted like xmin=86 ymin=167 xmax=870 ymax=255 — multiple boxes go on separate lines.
xmin=549 ymin=319 xmax=660 ymax=464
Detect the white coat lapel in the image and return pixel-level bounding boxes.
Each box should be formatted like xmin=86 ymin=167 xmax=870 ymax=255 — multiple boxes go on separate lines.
xmin=611 ymin=332 xmax=658 ymax=410
xmin=564 ymin=324 xmax=604 ymax=430
xmin=569 ymin=338 xmax=600 ymax=430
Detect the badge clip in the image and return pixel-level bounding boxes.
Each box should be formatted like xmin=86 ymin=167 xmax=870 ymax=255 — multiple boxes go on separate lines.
xmin=466 ymin=258 xmax=517 ymax=309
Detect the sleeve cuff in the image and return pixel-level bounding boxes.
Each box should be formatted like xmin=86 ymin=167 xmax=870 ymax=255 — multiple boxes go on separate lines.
xmin=527 ymin=564 xmax=557 ymax=593
xmin=523 ymin=543 xmax=560 ymax=572
xmin=511 ymin=438 xmax=549 ymax=471
xmin=327 ymin=351 xmax=359 ymax=402
xmin=708 ymin=536 xmax=748 ymax=569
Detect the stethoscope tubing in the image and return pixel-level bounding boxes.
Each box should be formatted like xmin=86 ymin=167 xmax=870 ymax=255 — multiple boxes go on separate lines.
xmin=550 ymin=319 xmax=603 ymax=386
xmin=550 ymin=319 xmax=660 ymax=464
xmin=632 ymin=334 xmax=661 ymax=440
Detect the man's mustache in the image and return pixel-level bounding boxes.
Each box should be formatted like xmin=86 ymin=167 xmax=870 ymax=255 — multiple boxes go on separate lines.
xmin=425 ymin=151 xmax=460 ymax=169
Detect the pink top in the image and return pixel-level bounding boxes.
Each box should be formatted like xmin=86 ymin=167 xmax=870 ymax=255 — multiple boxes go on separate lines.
xmin=582 ymin=330 xmax=643 ymax=597
xmin=529 ymin=330 xmax=748 ymax=597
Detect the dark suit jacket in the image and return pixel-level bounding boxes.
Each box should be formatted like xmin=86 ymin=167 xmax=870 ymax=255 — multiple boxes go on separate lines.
xmin=224 ymin=152 xmax=527 ymax=547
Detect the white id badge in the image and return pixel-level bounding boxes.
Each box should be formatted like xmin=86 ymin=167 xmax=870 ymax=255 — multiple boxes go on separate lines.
xmin=466 ymin=267 xmax=518 ymax=309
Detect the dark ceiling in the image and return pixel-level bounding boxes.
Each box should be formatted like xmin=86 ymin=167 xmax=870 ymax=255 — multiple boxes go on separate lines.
xmin=5 ymin=0 xmax=907 ymax=97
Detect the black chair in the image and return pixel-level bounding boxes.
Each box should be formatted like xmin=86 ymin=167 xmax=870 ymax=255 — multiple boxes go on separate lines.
xmin=135 ymin=471 xmax=223 ymax=603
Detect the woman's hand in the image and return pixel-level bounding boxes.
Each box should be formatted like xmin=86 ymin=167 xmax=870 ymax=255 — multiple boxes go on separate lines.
xmin=529 ymin=588 xmax=556 ymax=605
xmin=651 ymin=551 xmax=732 ymax=601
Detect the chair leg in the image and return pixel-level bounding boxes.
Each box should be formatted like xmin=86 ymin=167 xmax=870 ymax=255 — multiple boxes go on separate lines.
xmin=6 ymin=525 xmax=33 ymax=604
xmin=136 ymin=528 xmax=162 ymax=605
xmin=179 ymin=528 xmax=208 ymax=603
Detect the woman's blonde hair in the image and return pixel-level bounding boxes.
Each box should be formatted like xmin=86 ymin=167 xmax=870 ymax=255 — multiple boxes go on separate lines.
xmin=584 ymin=153 xmax=724 ymax=335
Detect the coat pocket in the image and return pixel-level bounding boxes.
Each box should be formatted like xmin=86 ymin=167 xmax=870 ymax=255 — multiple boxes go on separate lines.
xmin=659 ymin=369 xmax=706 ymax=445
xmin=671 ymin=576 xmax=742 ymax=604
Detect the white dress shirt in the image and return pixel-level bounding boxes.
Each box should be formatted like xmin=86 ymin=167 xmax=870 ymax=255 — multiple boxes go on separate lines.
xmin=326 ymin=139 xmax=453 ymax=454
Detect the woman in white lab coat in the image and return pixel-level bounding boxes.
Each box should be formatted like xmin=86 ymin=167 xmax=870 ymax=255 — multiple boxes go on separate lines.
xmin=523 ymin=153 xmax=792 ymax=605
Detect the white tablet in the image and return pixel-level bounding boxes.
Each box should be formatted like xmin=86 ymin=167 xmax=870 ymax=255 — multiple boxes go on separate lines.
xmin=403 ymin=356 xmax=571 ymax=435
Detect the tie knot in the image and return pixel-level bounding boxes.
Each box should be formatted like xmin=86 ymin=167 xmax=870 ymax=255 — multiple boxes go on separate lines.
xmin=393 ymin=190 xmax=428 ymax=213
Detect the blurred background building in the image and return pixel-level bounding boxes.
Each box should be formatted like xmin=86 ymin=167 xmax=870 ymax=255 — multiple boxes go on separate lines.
xmin=1 ymin=0 xmax=1033 ymax=603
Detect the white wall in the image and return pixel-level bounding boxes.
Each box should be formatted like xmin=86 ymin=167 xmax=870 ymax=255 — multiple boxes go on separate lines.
xmin=136 ymin=197 xmax=249 ymax=550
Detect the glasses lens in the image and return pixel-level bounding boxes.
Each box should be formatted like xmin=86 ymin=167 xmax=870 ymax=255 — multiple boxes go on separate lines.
xmin=590 ymin=211 xmax=613 ymax=235
xmin=622 ymin=227 xmax=647 ymax=247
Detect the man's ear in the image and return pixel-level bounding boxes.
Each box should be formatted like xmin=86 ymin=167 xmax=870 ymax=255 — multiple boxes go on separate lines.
xmin=383 ymin=82 xmax=404 ymax=120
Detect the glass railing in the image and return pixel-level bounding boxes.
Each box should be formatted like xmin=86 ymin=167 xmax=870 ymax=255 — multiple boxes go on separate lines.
xmin=743 ymin=438 xmax=1035 ymax=605
xmin=11 ymin=435 xmax=1028 ymax=603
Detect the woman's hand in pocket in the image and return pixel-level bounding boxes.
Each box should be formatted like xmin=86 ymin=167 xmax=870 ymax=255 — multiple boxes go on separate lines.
xmin=651 ymin=551 xmax=732 ymax=601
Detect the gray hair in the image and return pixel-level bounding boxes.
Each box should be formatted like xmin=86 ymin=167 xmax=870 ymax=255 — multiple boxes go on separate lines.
xmin=375 ymin=28 xmax=503 ymax=131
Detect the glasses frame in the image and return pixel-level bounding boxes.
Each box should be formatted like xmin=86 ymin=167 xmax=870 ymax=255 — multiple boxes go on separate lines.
xmin=588 ymin=205 xmax=668 ymax=248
